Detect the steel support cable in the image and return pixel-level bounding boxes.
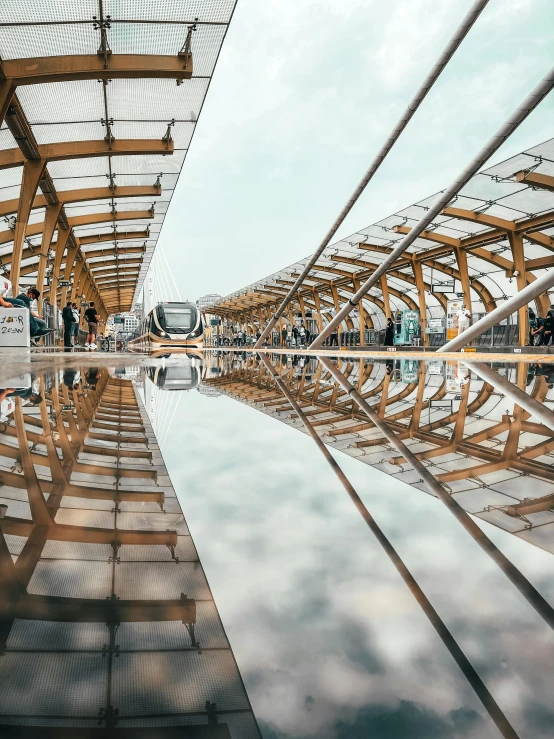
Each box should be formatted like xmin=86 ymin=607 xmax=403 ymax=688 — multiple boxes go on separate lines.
xmin=156 ymin=250 xmax=173 ymax=304
xmin=160 ymin=246 xmax=181 ymax=302
xmin=309 ymin=64 xmax=554 ymax=349
xmin=438 ymin=268 xmax=554 ymax=351
xmin=258 ymin=352 xmax=519 ymax=739
xmin=253 ymin=0 xmax=491 ymax=349
xmin=160 ymin=392 xmax=184 ymax=448
xmin=155 ymin=249 xmax=172 ymax=302
xmin=318 ymin=356 xmax=554 ymax=631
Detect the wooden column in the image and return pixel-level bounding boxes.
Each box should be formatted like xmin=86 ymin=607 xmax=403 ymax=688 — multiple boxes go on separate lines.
xmin=330 ymin=283 xmax=341 ymax=339
xmin=48 ymin=227 xmax=72 ymax=314
xmin=352 ymin=277 xmax=365 ymax=345
xmin=36 ymin=202 xmax=63 ymax=312
xmin=508 ymin=232 xmax=528 ymax=346
xmin=0 ymin=80 xmax=15 ymax=125
xmin=381 ymin=276 xmax=391 ymax=318
xmin=11 ymin=159 xmax=47 ymax=293
xmin=413 ymin=259 xmax=429 ymax=346
xmin=312 ymin=290 xmax=323 ymax=333
xmin=455 ymin=247 xmax=472 ymax=309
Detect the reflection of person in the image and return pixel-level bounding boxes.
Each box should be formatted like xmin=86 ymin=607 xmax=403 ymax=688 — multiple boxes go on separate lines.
xmin=384 ymin=317 xmax=394 ymax=346
xmin=0 ymin=386 xmax=42 ymax=404
xmin=455 ymin=363 xmax=470 ymax=387
xmin=85 ymin=367 xmax=99 ymax=390
xmin=456 ymin=304 xmax=471 ymax=333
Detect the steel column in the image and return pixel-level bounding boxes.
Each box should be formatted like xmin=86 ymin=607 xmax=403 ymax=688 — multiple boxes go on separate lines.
xmin=254 ymin=0 xmax=490 ymax=348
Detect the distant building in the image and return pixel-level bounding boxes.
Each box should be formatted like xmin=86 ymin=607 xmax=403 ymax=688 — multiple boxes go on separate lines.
xmin=123 ymin=313 xmax=140 ymax=334
xmin=197 ymin=385 xmax=221 ymax=398
xmin=196 ymin=294 xmax=223 ymax=345
xmin=196 ymin=293 xmax=223 ymax=311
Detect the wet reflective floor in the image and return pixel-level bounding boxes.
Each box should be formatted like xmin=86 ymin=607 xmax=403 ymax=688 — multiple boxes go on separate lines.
xmin=0 ymin=352 xmax=553 ymax=739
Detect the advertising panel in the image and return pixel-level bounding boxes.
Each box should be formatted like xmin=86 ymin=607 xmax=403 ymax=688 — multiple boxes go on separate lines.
xmin=446 ymin=299 xmax=464 ymax=340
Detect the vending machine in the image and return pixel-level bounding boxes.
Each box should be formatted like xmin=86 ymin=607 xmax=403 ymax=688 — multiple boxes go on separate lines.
xmin=393 ymin=310 xmax=420 ymax=345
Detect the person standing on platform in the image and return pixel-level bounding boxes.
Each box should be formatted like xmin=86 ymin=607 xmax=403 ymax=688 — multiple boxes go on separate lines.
xmin=62 ymin=300 xmax=76 ymax=348
xmin=281 ymin=325 xmax=287 ymax=347
xmin=531 ymin=315 xmax=544 ymax=346
xmin=384 ymin=317 xmax=394 ymax=346
xmin=71 ymin=302 xmax=80 ymax=346
xmin=84 ymin=302 xmax=100 ymax=350
xmin=542 ymin=309 xmax=554 ymax=346
xmin=456 ymin=304 xmax=471 ymax=334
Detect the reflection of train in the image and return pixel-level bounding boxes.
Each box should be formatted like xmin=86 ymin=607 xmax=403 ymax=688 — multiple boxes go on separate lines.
xmin=147 ymin=361 xmax=202 ymax=391
xmin=128 ymin=302 xmax=203 ymax=352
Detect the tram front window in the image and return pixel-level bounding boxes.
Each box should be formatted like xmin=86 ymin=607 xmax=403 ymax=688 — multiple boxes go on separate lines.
xmin=164 ymin=309 xmax=195 ymax=330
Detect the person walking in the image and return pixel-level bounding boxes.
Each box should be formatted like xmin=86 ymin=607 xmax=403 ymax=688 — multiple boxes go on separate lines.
xmin=71 ymin=302 xmax=80 ymax=346
xmin=329 ymin=328 xmax=339 ymax=347
xmin=384 ymin=316 xmax=394 ymax=346
xmin=84 ymin=302 xmax=99 ymax=350
xmin=62 ymin=300 xmax=76 ymax=348
xmin=292 ymin=325 xmax=299 ymax=346
xmin=281 ymin=325 xmax=287 ymax=347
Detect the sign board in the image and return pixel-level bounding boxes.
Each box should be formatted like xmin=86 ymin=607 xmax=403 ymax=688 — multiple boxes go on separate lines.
xmin=431 ymin=281 xmax=455 ymax=293
xmin=0 ymin=309 xmax=30 ymax=347
xmin=210 ymin=319 xmax=220 ymax=326
xmin=430 ymin=399 xmax=453 ymax=411
xmin=427 ymin=361 xmax=444 ymax=376
xmin=428 ymin=318 xmax=444 ymax=333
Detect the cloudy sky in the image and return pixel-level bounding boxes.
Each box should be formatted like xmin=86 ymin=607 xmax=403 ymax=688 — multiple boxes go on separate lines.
xmin=157 ymin=368 xmax=554 ymax=739
xmin=156 ymin=0 xmax=554 ymax=302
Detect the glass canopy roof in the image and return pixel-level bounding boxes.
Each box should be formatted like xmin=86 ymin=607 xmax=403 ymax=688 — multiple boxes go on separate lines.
xmin=0 ymin=0 xmax=237 ymax=314
xmin=211 ymin=139 xmax=554 ymax=330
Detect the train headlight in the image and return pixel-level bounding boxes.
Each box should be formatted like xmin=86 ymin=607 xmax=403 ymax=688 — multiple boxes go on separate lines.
xmin=157 ymin=329 xmax=169 ymax=338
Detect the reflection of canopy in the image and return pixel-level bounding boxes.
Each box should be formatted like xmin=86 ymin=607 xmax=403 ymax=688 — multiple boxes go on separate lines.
xmin=0 ymin=2 xmax=235 ymax=318
xmin=0 ymin=368 xmax=260 ymax=735
xmin=210 ymin=140 xmax=554 ymax=347
xmin=207 ymin=354 xmax=554 ymax=554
